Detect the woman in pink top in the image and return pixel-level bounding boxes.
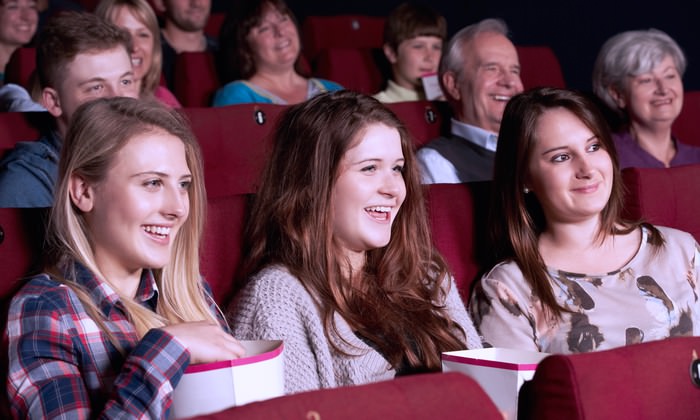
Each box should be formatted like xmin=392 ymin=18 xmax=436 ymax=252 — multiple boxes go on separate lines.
xmin=96 ymin=0 xmax=182 ymax=108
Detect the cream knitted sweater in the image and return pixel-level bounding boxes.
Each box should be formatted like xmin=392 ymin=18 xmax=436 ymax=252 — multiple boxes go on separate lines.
xmin=229 ymin=265 xmax=483 ymax=394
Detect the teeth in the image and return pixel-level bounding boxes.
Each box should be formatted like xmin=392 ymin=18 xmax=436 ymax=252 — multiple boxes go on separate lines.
xmin=366 ymin=206 xmax=391 ymax=213
xmin=132 ymin=58 xmax=142 ymax=66
xmin=493 ymin=95 xmax=511 ymax=101
xmin=144 ymin=225 xmax=170 ymax=236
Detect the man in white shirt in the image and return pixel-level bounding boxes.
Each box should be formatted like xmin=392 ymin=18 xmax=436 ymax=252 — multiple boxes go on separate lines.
xmin=416 ymin=18 xmax=523 ymax=184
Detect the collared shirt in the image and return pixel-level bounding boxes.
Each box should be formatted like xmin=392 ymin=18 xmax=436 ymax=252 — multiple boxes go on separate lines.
xmin=416 ymin=118 xmax=498 ymax=184
xmin=373 ymin=80 xmax=423 ymax=103
xmin=6 ymin=260 xmax=225 ymax=418
xmin=613 ymin=130 xmax=700 ymax=169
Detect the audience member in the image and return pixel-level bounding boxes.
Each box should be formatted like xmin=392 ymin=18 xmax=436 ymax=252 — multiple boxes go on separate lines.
xmin=373 ymin=2 xmax=446 ymax=103
xmin=5 ymin=97 xmax=245 ymax=417
xmin=212 ymin=0 xmax=342 ymax=106
xmin=0 ymin=0 xmax=37 ymax=82
xmin=592 ymin=28 xmax=700 ymax=169
xmin=96 ymin=0 xmax=181 ymax=108
xmin=0 ymin=12 xmax=139 ymax=208
xmin=150 ymin=0 xmax=216 ymax=90
xmin=416 ymin=18 xmax=523 ymax=184
xmin=229 ymin=90 xmax=481 ymax=394
xmin=470 ymin=87 xmax=700 ymax=353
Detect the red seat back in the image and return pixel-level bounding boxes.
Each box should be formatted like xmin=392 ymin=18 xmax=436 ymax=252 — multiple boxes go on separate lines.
xmin=313 ymin=47 xmax=383 ymax=95
xmin=386 ymin=100 xmax=447 ymax=148
xmin=204 ymin=12 xmax=225 ymax=38
xmin=621 ymin=164 xmax=700 ymax=241
xmin=181 ymin=104 xmax=286 ymax=197
xmin=0 ymin=112 xmax=49 ymax=158
xmin=0 ymin=208 xmax=47 ymax=301
xmin=516 ymin=45 xmax=566 ymax=90
xmin=5 ymin=47 xmax=37 ymax=90
xmin=173 ymin=51 xmax=219 ymax=107
xmin=301 ymin=15 xmax=385 ymax=64
xmin=190 ymin=372 xmax=501 ymax=420
xmin=673 ymin=90 xmax=700 ymax=147
xmin=520 ymin=336 xmax=700 ymax=420
xmin=201 ymin=194 xmax=250 ymax=306
xmin=424 ymin=182 xmax=492 ymax=302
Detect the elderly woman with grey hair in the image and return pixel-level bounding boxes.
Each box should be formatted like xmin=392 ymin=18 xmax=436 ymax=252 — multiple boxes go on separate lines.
xmin=592 ymin=28 xmax=700 ymax=169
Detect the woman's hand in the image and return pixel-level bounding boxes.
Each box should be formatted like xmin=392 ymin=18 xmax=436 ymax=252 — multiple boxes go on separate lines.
xmin=162 ymin=322 xmax=246 ymax=364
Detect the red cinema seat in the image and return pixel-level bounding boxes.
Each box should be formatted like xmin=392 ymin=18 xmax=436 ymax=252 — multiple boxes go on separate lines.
xmin=204 ymin=12 xmax=225 ymax=38
xmin=0 ymin=112 xmax=50 ymax=158
xmin=673 ymin=90 xmax=700 ymax=147
xmin=0 ymin=207 xmax=47 ymax=301
xmin=386 ymin=100 xmax=447 ymax=148
xmin=181 ymin=104 xmax=286 ymax=197
xmin=173 ymin=51 xmax=219 ymax=107
xmin=5 ymin=47 xmax=36 ymax=90
xmin=313 ymin=47 xmax=384 ymax=95
xmin=519 ymin=336 xmax=700 ymax=420
xmin=424 ymin=182 xmax=492 ymax=302
xmin=189 ymin=372 xmax=502 ymax=420
xmin=201 ymin=194 xmax=251 ymax=306
xmin=621 ymin=164 xmax=700 ymax=242
xmin=516 ymin=45 xmax=566 ymax=90
xmin=301 ymin=15 xmax=385 ymax=64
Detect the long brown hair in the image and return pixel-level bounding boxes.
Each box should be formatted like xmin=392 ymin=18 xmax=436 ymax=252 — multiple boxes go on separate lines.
xmin=242 ymin=90 xmax=466 ymax=370
xmin=489 ymin=87 xmax=663 ymax=317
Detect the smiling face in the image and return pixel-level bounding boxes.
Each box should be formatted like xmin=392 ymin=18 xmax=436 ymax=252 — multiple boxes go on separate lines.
xmin=448 ymin=31 xmax=523 ymax=133
xmin=527 ymin=107 xmax=614 ymax=226
xmin=164 ymin=0 xmax=210 ymax=32
xmin=79 ymin=129 xmax=191 ymax=283
xmin=387 ymin=35 xmax=442 ymax=90
xmin=616 ymin=54 xmax=684 ymax=129
xmin=0 ymin=0 xmax=38 ymax=49
xmin=246 ymin=4 xmax=299 ymax=73
xmin=112 ymin=5 xmax=154 ymax=87
xmin=331 ymin=123 xmax=407 ymax=268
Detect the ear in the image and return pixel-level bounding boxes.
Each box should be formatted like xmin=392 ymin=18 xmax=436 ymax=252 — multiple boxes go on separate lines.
xmin=69 ymin=174 xmax=95 ymax=213
xmin=383 ymin=43 xmax=398 ymax=64
xmin=41 ymin=87 xmax=63 ymax=118
xmin=441 ymin=71 xmax=460 ymax=102
xmin=608 ymin=86 xmax=626 ymax=109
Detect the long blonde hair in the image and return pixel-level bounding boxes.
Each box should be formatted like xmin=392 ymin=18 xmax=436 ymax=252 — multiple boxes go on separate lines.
xmin=48 ymin=97 xmax=216 ymax=340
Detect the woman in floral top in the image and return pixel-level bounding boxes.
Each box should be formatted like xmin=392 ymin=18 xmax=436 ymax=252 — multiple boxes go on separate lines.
xmin=469 ymin=87 xmax=700 ymax=353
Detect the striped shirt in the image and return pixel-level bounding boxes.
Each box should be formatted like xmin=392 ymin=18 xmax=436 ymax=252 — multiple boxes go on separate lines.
xmin=6 ymin=260 xmax=225 ymax=419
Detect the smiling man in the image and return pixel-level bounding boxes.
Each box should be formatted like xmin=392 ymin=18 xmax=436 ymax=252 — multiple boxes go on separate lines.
xmin=416 ymin=18 xmax=523 ymax=184
xmin=0 ymin=12 xmax=139 ymax=207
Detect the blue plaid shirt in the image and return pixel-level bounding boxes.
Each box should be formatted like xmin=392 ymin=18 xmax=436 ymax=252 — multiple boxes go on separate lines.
xmin=6 ymin=260 xmax=226 ymax=419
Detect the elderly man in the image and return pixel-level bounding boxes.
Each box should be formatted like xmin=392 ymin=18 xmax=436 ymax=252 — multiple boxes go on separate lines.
xmin=417 ymin=18 xmax=523 ymax=183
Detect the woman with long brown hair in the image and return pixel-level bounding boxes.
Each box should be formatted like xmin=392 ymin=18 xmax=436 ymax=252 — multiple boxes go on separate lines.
xmin=229 ymin=90 xmax=481 ymax=393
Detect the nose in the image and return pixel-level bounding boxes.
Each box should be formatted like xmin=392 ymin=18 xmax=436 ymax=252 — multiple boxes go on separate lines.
xmin=379 ymin=171 xmax=405 ymax=197
xmin=163 ymin=185 xmax=188 ymax=219
xmin=654 ymin=77 xmax=669 ymax=94
xmin=575 ymin=156 xmax=594 ymax=179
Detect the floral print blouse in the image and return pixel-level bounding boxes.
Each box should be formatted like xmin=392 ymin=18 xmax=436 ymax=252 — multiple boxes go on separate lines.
xmin=470 ymin=225 xmax=700 ymax=353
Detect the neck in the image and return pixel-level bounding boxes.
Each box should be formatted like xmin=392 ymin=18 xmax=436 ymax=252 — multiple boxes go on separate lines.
xmin=629 ymin=122 xmax=675 ymax=166
xmin=540 ymin=216 xmax=603 ymax=252
xmin=162 ymin=24 xmax=205 ymax=53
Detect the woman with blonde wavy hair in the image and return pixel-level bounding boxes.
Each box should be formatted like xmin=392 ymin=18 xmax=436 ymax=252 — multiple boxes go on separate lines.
xmin=229 ymin=90 xmax=482 ymax=394
xmin=96 ymin=0 xmax=181 ymax=107
xmin=6 ymin=97 xmax=243 ymax=418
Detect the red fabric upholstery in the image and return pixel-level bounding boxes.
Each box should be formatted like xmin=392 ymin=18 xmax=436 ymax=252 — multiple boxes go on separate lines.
xmin=188 ymin=372 xmax=502 ymax=420
xmin=204 ymin=12 xmax=225 ymax=38
xmin=424 ymin=182 xmax=492 ymax=302
xmin=0 ymin=208 xmax=47 ymax=301
xmin=301 ymin=15 xmax=385 ymax=64
xmin=314 ymin=47 xmax=384 ymax=95
xmin=516 ymin=45 xmax=566 ymax=90
xmin=520 ymin=336 xmax=700 ymax=420
xmin=180 ymin=104 xmax=286 ymax=197
xmin=621 ymin=164 xmax=700 ymax=241
xmin=0 ymin=112 xmax=49 ymax=159
xmin=385 ymin=100 xmax=447 ymax=148
xmin=4 ymin=47 xmax=36 ymax=90
xmin=173 ymin=51 xmax=219 ymax=107
xmin=673 ymin=90 xmax=700 ymax=147
xmin=201 ymin=194 xmax=250 ymax=305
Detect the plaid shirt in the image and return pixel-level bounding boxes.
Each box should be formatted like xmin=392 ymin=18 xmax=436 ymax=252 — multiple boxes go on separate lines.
xmin=6 ymin=260 xmax=226 ymax=419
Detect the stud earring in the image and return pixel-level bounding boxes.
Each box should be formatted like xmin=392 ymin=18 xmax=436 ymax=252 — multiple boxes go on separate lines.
xmin=523 ymin=187 xmax=530 ymax=194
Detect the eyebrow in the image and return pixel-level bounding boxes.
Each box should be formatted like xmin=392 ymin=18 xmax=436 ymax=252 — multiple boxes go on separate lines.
xmin=131 ymin=171 xmax=192 ymax=179
xmin=540 ymin=134 xmax=597 ymax=155
xmin=77 ymin=71 xmax=134 ymax=87
xmin=350 ymin=157 xmax=405 ymax=165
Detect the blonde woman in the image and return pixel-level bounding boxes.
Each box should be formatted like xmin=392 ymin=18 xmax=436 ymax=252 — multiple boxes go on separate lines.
xmin=96 ymin=0 xmax=181 ymax=107
xmin=6 ymin=97 xmax=243 ymax=418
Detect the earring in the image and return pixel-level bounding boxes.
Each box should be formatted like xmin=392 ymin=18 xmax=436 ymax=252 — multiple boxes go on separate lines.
xmin=523 ymin=187 xmax=530 ymax=194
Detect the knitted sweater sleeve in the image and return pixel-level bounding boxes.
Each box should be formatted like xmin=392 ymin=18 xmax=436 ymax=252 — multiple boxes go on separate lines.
xmin=228 ymin=266 xmax=336 ymax=394
xmin=442 ymin=275 xmax=484 ymax=350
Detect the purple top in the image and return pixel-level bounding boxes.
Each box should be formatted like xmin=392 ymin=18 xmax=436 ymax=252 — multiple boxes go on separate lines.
xmin=613 ymin=130 xmax=700 ymax=169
